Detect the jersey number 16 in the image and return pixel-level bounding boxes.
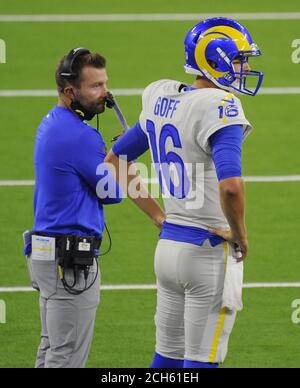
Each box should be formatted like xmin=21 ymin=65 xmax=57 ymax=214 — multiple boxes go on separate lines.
xmin=146 ymin=119 xmax=190 ymax=199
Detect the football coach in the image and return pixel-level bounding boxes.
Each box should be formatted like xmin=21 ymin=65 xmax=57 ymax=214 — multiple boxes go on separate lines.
xmin=25 ymin=48 xmax=122 ymax=368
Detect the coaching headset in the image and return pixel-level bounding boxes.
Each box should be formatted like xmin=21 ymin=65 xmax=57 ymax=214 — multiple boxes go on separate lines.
xmin=59 ymin=48 xmax=115 ymax=122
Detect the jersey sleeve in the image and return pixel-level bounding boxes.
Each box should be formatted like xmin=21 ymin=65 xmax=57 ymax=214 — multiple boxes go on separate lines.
xmin=195 ymin=92 xmax=252 ymax=154
xmin=112 ymin=122 xmax=149 ymax=161
xmin=210 ymin=124 xmax=243 ymax=181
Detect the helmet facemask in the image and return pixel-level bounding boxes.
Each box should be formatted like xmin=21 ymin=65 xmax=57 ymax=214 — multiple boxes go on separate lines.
xmin=222 ymin=48 xmax=264 ymax=96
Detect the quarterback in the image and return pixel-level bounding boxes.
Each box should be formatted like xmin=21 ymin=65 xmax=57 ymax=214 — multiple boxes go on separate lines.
xmin=105 ymin=18 xmax=264 ymax=368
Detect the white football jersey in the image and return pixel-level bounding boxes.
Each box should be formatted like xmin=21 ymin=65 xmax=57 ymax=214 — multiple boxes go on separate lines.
xmin=139 ymin=80 xmax=252 ymax=229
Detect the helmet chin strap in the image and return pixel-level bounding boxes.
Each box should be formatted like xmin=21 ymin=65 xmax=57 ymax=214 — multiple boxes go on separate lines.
xmin=208 ymin=76 xmax=240 ymax=96
xmin=184 ymin=65 xmax=239 ymax=95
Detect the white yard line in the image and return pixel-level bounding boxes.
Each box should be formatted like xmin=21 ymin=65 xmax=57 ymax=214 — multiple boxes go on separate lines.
xmin=147 ymin=176 xmax=300 ymax=184
xmin=244 ymin=283 xmax=300 ymax=288
xmin=243 ymin=176 xmax=300 ymax=182
xmin=0 ymin=13 xmax=300 ymax=22
xmin=259 ymin=87 xmax=300 ymax=95
xmin=1 ymin=176 xmax=300 ymax=187
xmin=1 ymin=88 xmax=300 ymax=97
xmin=1 ymin=283 xmax=300 ymax=293
xmin=0 ymin=180 xmax=35 ymax=187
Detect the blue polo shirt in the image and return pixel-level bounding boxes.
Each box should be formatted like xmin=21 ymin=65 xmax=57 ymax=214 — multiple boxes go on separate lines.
xmin=33 ymin=105 xmax=122 ymax=238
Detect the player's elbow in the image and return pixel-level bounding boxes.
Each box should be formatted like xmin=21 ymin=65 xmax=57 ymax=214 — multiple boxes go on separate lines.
xmin=219 ymin=177 xmax=244 ymax=198
xmin=105 ymin=151 xmax=122 ymax=177
xmin=104 ymin=150 xmax=117 ymax=164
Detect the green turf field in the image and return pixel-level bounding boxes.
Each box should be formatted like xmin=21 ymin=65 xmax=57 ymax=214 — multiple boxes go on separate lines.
xmin=1 ymin=0 xmax=300 ymax=369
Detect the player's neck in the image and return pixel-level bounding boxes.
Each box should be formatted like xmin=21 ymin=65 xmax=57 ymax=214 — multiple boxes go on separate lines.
xmin=58 ymin=95 xmax=72 ymax=109
xmin=192 ymin=78 xmax=219 ymax=90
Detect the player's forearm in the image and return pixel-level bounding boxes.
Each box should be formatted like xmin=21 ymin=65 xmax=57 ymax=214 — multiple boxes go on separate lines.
xmin=131 ymin=193 xmax=165 ymax=227
xmin=125 ymin=165 xmax=165 ymax=224
xmin=105 ymin=151 xmax=165 ymax=225
xmin=219 ymin=177 xmax=247 ymax=240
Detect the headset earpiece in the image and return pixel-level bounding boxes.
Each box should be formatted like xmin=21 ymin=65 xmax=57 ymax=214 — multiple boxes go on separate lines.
xmin=60 ymin=48 xmax=91 ymax=79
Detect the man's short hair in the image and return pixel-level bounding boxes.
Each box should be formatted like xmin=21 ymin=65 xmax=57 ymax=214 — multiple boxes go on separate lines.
xmin=55 ymin=52 xmax=106 ymax=92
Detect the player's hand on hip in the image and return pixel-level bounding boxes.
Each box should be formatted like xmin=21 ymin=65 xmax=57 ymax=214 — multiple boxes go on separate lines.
xmin=208 ymin=227 xmax=248 ymax=262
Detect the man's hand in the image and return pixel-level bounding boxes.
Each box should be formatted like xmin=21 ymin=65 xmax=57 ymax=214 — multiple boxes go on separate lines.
xmin=208 ymin=227 xmax=248 ymax=262
xmin=153 ymin=214 xmax=166 ymax=230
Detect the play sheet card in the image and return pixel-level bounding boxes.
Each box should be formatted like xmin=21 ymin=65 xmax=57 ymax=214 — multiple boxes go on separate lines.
xmin=31 ymin=235 xmax=56 ymax=261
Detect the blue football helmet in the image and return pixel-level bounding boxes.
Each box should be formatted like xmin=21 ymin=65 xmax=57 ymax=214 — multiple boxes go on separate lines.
xmin=184 ymin=18 xmax=264 ymax=96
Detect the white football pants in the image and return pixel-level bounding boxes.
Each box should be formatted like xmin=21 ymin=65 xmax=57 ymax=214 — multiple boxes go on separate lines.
xmin=154 ymin=239 xmax=238 ymax=364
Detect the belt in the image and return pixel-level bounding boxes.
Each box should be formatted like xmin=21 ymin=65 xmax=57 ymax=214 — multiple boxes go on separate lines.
xmin=33 ymin=232 xmax=101 ymax=250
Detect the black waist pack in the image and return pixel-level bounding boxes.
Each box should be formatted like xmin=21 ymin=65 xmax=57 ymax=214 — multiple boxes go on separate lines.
xmin=56 ymin=235 xmax=101 ymax=269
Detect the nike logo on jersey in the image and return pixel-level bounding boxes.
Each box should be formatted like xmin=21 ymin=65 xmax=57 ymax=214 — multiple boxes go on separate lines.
xmin=221 ymin=97 xmax=235 ymax=104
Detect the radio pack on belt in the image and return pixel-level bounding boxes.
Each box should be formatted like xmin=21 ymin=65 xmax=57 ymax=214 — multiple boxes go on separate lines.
xmin=54 ymin=235 xmax=102 ymax=295
xmin=56 ymin=235 xmax=101 ymax=269
xmin=23 ymin=230 xmax=109 ymax=295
